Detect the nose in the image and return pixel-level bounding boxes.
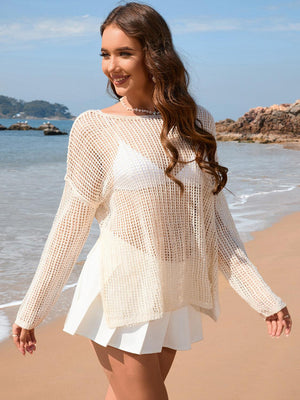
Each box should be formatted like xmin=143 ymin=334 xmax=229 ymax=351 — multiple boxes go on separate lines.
xmin=107 ymin=55 xmax=120 ymax=74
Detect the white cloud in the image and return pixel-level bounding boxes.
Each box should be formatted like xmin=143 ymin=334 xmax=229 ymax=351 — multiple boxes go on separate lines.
xmin=172 ymin=16 xmax=300 ymax=34
xmin=258 ymin=22 xmax=300 ymax=31
xmin=263 ymin=1 xmax=300 ymax=11
xmin=0 ymin=14 xmax=299 ymax=45
xmin=0 ymin=15 xmax=100 ymax=43
xmin=172 ymin=18 xmax=242 ymax=33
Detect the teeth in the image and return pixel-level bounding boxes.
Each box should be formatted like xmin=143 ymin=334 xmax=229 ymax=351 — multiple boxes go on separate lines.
xmin=114 ymin=76 xmax=128 ymax=82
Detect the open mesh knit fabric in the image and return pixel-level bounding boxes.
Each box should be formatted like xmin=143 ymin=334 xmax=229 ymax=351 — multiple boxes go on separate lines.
xmin=15 ymin=105 xmax=286 ymax=330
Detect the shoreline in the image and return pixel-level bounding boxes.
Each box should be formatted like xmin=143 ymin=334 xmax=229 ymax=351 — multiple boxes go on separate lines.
xmin=0 ymin=116 xmax=76 ymax=121
xmin=1 ymin=210 xmax=299 ymax=399
xmin=280 ymin=141 xmax=300 ymax=151
xmin=216 ymin=135 xmax=300 ymax=147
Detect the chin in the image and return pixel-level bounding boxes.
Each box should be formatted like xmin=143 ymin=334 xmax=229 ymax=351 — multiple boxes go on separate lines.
xmin=114 ymin=87 xmax=128 ymax=98
xmin=112 ymin=81 xmax=131 ymax=95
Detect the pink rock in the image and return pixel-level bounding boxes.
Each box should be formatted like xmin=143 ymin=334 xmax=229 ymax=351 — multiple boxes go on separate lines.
xmin=216 ymin=99 xmax=300 ymax=139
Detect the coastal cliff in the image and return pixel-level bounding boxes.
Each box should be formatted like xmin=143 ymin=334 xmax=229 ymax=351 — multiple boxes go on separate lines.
xmin=216 ymin=99 xmax=300 ymax=144
xmin=0 ymin=95 xmax=75 ymax=119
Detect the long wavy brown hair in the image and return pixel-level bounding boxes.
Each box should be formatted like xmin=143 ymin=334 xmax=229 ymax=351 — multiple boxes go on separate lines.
xmin=100 ymin=2 xmax=228 ymax=196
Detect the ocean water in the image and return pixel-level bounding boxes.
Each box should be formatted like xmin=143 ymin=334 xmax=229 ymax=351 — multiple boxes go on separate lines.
xmin=1 ymin=118 xmax=300 ymax=343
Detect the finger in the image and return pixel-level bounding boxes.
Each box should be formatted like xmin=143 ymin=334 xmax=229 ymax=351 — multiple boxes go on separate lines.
xmin=271 ymin=320 xmax=277 ymax=337
xmin=12 ymin=330 xmax=24 ymax=354
xmin=19 ymin=339 xmax=26 ymax=356
xmin=12 ymin=334 xmax=21 ymax=350
xmin=24 ymin=336 xmax=35 ymax=354
xmin=266 ymin=320 xmax=272 ymax=336
xmin=20 ymin=331 xmax=31 ymax=355
xmin=284 ymin=319 xmax=292 ymax=336
xmin=282 ymin=308 xmax=292 ymax=335
xmin=29 ymin=330 xmax=37 ymax=352
xmin=25 ymin=343 xmax=34 ymax=354
xmin=275 ymin=319 xmax=284 ymax=337
xmin=282 ymin=320 xmax=289 ymax=336
xmin=27 ymin=334 xmax=37 ymax=354
xmin=30 ymin=329 xmax=37 ymax=345
xmin=12 ymin=325 xmax=28 ymax=355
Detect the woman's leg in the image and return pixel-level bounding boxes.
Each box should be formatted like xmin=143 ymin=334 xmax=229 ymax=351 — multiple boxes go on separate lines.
xmin=105 ymin=384 xmax=117 ymax=400
xmin=158 ymin=346 xmax=177 ymax=380
xmin=103 ymin=347 xmax=177 ymax=400
xmin=90 ymin=341 xmax=176 ymax=400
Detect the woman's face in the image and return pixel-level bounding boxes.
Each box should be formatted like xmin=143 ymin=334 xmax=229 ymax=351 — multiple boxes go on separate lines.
xmin=101 ymin=24 xmax=154 ymax=103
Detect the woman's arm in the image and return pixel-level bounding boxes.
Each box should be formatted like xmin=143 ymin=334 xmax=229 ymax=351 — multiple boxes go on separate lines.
xmin=14 ymin=179 xmax=99 ymax=329
xmin=215 ymin=190 xmax=292 ymax=336
xmin=205 ymin=108 xmax=292 ymax=335
xmin=215 ymin=189 xmax=286 ymax=317
xmin=13 ymin=111 xmax=105 ymax=350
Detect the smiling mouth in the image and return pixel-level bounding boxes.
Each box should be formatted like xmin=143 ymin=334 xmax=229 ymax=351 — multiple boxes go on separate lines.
xmin=112 ymin=75 xmax=130 ymax=86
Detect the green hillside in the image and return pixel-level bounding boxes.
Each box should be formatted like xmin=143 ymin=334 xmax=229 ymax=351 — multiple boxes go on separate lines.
xmin=0 ymin=95 xmax=75 ymax=119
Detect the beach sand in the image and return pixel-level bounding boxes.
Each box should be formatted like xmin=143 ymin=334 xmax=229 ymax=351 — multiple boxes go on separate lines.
xmin=1 ymin=212 xmax=299 ymax=400
xmin=281 ymin=141 xmax=300 ymax=151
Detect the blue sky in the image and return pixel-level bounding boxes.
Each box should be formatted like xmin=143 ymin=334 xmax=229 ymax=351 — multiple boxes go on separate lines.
xmin=1 ymin=0 xmax=299 ymax=120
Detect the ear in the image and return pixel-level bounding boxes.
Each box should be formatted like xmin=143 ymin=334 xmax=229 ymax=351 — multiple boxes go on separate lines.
xmin=148 ymin=73 xmax=156 ymax=83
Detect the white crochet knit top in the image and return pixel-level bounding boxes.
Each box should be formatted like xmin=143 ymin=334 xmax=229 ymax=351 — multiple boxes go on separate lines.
xmin=15 ymin=105 xmax=286 ymax=329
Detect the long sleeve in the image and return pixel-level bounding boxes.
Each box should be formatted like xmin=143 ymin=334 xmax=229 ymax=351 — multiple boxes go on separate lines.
xmin=15 ymin=112 xmax=104 ymax=329
xmin=206 ymin=110 xmax=286 ymax=317
xmin=215 ymin=190 xmax=286 ymax=317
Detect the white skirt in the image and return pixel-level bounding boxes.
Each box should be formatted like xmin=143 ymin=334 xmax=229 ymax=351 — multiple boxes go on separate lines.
xmin=63 ymin=239 xmax=204 ymax=354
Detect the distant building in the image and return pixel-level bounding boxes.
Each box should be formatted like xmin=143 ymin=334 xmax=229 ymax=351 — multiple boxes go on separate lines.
xmin=12 ymin=112 xmax=25 ymax=118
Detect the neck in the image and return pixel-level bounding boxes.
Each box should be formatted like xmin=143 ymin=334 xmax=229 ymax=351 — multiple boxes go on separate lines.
xmin=125 ymin=92 xmax=155 ymax=111
xmin=121 ymin=96 xmax=158 ymax=115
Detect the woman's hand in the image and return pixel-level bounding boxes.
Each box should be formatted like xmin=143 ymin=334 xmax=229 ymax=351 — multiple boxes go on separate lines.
xmin=265 ymin=306 xmax=292 ymax=338
xmin=12 ymin=323 xmax=37 ymax=356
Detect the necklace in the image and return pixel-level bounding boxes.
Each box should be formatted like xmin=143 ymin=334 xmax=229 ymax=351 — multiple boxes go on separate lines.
xmin=120 ymin=96 xmax=160 ymax=115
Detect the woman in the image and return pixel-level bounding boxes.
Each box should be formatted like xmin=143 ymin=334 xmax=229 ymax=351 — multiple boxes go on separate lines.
xmin=13 ymin=2 xmax=292 ymax=399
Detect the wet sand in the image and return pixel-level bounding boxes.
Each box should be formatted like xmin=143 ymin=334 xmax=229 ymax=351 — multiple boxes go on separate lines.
xmin=281 ymin=141 xmax=300 ymax=151
xmin=1 ymin=212 xmax=299 ymax=399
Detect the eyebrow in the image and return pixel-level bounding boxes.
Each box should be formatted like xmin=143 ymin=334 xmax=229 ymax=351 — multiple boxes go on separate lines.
xmin=101 ymin=46 xmax=135 ymax=52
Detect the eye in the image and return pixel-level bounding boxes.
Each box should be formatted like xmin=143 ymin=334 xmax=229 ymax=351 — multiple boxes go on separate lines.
xmin=99 ymin=52 xmax=109 ymax=58
xmin=120 ymin=51 xmax=132 ymax=57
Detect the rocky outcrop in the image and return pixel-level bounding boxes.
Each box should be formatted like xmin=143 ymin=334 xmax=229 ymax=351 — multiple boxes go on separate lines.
xmin=39 ymin=122 xmax=67 ymax=135
xmin=43 ymin=127 xmax=67 ymax=135
xmin=216 ymin=100 xmax=300 ymax=143
xmin=7 ymin=122 xmax=33 ymax=130
xmin=4 ymin=121 xmax=67 ymax=135
xmin=37 ymin=122 xmax=58 ymax=130
xmin=0 ymin=124 xmax=6 ymax=130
